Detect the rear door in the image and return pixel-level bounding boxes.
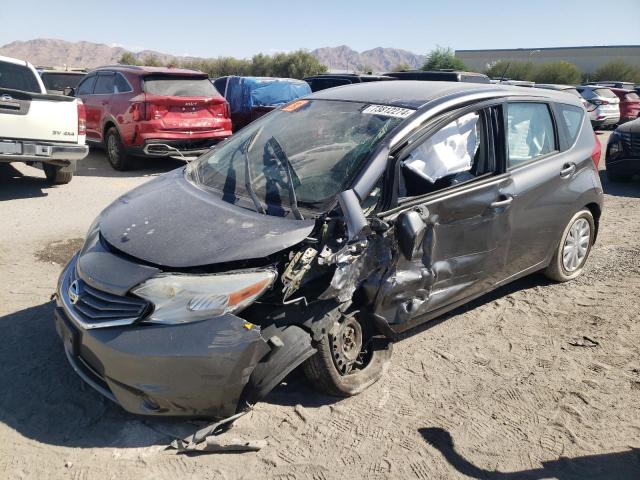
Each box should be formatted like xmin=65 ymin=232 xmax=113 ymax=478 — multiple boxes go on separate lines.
xmin=498 ymin=101 xmax=584 ymax=279
xmin=85 ymin=72 xmax=114 ymax=142
xmin=76 ymin=74 xmax=98 ymax=141
xmin=373 ymin=104 xmax=514 ymax=332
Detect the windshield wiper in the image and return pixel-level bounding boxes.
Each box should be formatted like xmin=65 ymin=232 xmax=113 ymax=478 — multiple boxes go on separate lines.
xmin=267 ymin=136 xmax=304 ymax=220
xmin=244 ymin=128 xmax=266 ymax=215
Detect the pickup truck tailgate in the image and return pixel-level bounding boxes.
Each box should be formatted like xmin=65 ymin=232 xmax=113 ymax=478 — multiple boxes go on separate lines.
xmin=0 ymin=88 xmax=79 ymax=143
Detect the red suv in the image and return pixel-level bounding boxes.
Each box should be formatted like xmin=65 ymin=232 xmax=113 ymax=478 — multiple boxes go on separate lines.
xmin=75 ymin=66 xmax=232 ymax=170
xmin=609 ymin=87 xmax=640 ymax=124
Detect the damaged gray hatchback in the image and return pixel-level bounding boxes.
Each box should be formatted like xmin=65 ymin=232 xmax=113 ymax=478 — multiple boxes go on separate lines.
xmin=54 ymin=81 xmax=603 ymax=418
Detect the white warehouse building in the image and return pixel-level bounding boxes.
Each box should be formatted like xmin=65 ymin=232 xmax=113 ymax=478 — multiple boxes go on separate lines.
xmin=455 ymin=45 xmax=640 ymax=74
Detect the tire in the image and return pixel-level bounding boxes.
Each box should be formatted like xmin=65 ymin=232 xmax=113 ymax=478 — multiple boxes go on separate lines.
xmin=105 ymin=127 xmax=132 ymax=171
xmin=303 ymin=312 xmax=393 ymax=397
xmin=43 ymin=163 xmax=73 ymax=184
xmin=544 ymin=209 xmax=595 ymax=282
xmin=606 ymin=170 xmax=628 ymax=182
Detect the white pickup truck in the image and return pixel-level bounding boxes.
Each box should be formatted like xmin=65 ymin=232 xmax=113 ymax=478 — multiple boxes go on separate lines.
xmin=0 ymin=55 xmax=88 ymax=184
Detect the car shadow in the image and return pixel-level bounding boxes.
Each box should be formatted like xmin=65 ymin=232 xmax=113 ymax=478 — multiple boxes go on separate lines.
xmin=598 ymin=170 xmax=640 ymax=198
xmin=0 ymin=301 xmax=199 ymax=448
xmin=0 ymin=163 xmax=49 ymax=200
xmin=73 ymin=150 xmax=185 ymax=178
xmin=420 ymin=426 xmax=640 ymax=479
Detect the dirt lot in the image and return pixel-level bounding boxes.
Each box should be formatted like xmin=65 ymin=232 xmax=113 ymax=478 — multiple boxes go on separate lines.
xmin=1 ymin=136 xmax=639 ymax=480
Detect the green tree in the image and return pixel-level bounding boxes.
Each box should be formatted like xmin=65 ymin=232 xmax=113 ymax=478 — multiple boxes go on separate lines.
xmin=268 ymin=50 xmax=327 ymax=79
xmin=118 ymin=52 xmax=140 ymax=66
xmin=391 ymin=63 xmax=411 ymax=72
xmin=484 ymin=60 xmax=535 ymax=81
xmin=141 ymin=55 xmax=163 ymax=67
xmin=592 ymin=60 xmax=640 ymax=84
xmin=533 ymin=61 xmax=582 ymax=85
xmin=422 ymin=46 xmax=467 ymax=71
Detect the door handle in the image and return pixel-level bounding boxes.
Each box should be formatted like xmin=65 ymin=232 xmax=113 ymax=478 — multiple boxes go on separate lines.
xmin=490 ymin=195 xmax=513 ymax=209
xmin=560 ymin=163 xmax=576 ymax=178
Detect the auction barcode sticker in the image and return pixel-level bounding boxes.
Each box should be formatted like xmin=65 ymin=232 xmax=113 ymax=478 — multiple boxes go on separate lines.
xmin=362 ymin=104 xmax=414 ymax=119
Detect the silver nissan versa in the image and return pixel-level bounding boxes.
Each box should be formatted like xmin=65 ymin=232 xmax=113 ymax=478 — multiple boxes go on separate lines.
xmin=54 ymin=81 xmax=603 ymax=420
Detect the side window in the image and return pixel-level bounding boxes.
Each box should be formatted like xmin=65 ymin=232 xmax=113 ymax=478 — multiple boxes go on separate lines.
xmin=556 ymin=103 xmax=584 ymax=147
xmin=506 ymin=103 xmax=555 ymax=168
xmin=114 ymin=73 xmax=132 ymax=93
xmin=76 ymin=75 xmax=96 ymax=96
xmin=400 ymin=109 xmax=491 ymax=198
xmin=93 ymin=74 xmax=114 ymax=95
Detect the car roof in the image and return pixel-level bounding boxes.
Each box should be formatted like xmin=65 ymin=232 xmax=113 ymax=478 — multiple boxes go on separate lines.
xmin=307 ymin=80 xmax=578 ymax=109
xmin=88 ymin=65 xmax=207 ymax=76
xmin=0 ymin=55 xmax=34 ymax=68
xmin=534 ymin=84 xmax=576 ymax=90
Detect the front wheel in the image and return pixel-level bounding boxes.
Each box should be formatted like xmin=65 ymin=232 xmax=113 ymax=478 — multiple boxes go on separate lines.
xmin=303 ymin=312 xmax=392 ymax=397
xmin=43 ymin=163 xmax=73 ymax=184
xmin=544 ymin=209 xmax=595 ymax=282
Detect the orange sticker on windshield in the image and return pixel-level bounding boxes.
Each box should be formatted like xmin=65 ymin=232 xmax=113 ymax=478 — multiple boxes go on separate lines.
xmin=282 ymin=100 xmax=310 ymax=112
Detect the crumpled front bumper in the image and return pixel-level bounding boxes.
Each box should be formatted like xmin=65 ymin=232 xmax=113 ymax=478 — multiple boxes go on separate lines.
xmin=54 ymin=257 xmax=271 ymax=418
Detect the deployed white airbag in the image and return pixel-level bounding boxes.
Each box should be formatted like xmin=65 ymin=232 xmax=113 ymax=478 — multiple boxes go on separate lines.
xmin=403 ymin=112 xmax=479 ymax=183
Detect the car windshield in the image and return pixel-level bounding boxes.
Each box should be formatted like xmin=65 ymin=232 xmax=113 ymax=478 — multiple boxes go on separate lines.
xmin=41 ymin=73 xmax=84 ymax=91
xmin=191 ymin=99 xmax=409 ymax=216
xmin=143 ymin=75 xmax=219 ymax=97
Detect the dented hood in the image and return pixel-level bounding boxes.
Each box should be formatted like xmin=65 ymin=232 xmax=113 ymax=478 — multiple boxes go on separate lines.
xmin=100 ymin=168 xmax=315 ymax=268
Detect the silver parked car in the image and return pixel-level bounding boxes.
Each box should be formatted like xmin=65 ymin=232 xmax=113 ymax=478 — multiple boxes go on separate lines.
xmin=576 ymin=85 xmax=620 ymax=128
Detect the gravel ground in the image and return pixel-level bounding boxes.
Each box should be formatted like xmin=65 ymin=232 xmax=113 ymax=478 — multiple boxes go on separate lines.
xmin=1 ymin=134 xmax=639 ymax=480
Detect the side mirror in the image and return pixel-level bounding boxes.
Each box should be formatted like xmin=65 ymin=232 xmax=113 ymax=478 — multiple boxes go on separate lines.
xmin=337 ymin=189 xmax=368 ymax=241
xmin=64 ymin=87 xmax=75 ymax=97
xmin=397 ymin=209 xmax=427 ymax=260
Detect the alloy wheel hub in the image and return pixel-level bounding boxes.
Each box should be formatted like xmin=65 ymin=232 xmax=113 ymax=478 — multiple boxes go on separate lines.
xmin=562 ymin=218 xmax=590 ymax=272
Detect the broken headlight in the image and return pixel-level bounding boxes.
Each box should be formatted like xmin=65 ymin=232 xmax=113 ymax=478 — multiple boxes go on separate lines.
xmin=132 ymin=269 xmax=276 ymax=324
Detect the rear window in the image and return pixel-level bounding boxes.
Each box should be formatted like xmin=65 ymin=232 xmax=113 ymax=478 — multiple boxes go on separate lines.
xmin=143 ymin=75 xmax=218 ymax=97
xmin=593 ymin=88 xmax=617 ymax=99
xmin=0 ymin=61 xmax=40 ymax=93
xmin=41 ymin=73 xmax=84 ymax=92
xmin=625 ymin=92 xmax=640 ymax=101
xmin=556 ymin=104 xmax=584 ymax=147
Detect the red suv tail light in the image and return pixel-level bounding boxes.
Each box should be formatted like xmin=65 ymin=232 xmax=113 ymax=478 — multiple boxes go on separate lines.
xmin=592 ymin=132 xmax=601 ymax=168
xmin=146 ymin=103 xmax=168 ymax=120
xmin=207 ymin=101 xmax=228 ymax=118
xmin=77 ymin=100 xmax=86 ymax=136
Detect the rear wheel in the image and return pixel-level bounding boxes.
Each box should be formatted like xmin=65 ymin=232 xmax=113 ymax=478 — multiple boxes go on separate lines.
xmin=544 ymin=209 xmax=595 ymax=282
xmin=43 ymin=163 xmax=73 ymax=184
xmin=303 ymin=312 xmax=392 ymax=396
xmin=105 ymin=127 xmax=132 ymax=171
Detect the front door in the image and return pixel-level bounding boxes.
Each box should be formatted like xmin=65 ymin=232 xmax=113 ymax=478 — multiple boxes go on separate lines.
xmin=372 ymin=105 xmax=514 ymax=333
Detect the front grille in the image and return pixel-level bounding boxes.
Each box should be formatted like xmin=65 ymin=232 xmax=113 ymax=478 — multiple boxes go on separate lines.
xmin=64 ymin=266 xmax=149 ymax=328
xmin=619 ymin=132 xmax=640 ymax=157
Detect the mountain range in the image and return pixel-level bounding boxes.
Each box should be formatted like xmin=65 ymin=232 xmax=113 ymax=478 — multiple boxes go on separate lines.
xmin=0 ymin=39 xmax=426 ymax=72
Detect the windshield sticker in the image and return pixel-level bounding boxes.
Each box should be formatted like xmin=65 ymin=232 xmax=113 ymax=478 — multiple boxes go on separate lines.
xmin=362 ymin=104 xmax=414 ymax=119
xmin=282 ymin=99 xmax=310 ymax=112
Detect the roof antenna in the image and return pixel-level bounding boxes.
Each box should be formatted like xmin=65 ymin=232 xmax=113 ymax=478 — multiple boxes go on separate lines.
xmin=499 ymin=61 xmax=511 ymax=82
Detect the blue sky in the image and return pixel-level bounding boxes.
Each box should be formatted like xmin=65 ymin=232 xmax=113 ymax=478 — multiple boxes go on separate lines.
xmin=1 ymin=0 xmax=639 ymax=58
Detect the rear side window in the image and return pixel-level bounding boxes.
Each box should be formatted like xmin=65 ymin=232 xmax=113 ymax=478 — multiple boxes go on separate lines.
xmin=556 ymin=104 xmax=584 ymax=147
xmin=114 ymin=73 xmax=132 ymax=93
xmin=143 ymin=75 xmax=218 ymax=97
xmin=593 ymin=88 xmax=616 ymax=99
xmin=77 ymin=75 xmax=96 ymax=95
xmin=506 ymin=103 xmax=556 ymax=168
xmin=626 ymin=92 xmax=640 ymax=101
xmin=0 ymin=61 xmax=40 ymax=93
xmin=94 ymin=74 xmax=114 ymax=95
